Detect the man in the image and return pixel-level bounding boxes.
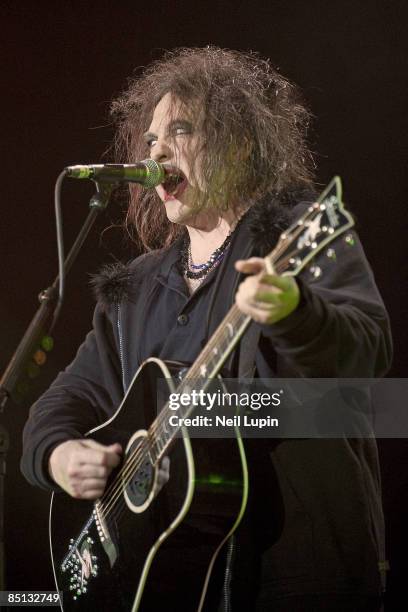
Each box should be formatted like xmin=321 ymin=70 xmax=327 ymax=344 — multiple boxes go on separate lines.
xmin=21 ymin=47 xmax=392 ymax=610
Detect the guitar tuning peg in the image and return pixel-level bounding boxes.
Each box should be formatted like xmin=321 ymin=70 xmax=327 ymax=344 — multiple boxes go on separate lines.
xmin=344 ymin=233 xmax=355 ymax=246
xmin=309 ymin=265 xmax=322 ymax=279
xmin=326 ymin=248 xmax=336 ymax=261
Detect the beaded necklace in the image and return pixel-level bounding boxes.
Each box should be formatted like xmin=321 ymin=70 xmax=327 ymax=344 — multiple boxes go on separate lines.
xmin=181 ymin=232 xmax=233 ymax=280
xmin=180 ymin=216 xmax=243 ymax=285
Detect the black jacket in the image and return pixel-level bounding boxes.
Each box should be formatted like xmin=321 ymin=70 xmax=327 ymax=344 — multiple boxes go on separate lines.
xmin=21 ymin=193 xmax=392 ymax=600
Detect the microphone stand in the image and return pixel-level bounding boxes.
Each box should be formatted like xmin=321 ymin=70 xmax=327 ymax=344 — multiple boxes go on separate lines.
xmin=0 ymin=179 xmax=114 ymax=589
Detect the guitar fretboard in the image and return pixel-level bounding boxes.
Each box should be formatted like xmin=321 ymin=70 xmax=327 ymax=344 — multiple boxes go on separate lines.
xmin=148 ymin=305 xmax=251 ymax=463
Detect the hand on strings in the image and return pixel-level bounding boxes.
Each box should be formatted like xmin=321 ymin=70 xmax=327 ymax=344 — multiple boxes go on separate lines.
xmin=48 ymin=439 xmax=122 ymax=500
xmin=235 ymin=257 xmax=300 ymax=325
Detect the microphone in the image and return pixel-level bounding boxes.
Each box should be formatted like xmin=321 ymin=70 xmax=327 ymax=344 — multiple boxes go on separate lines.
xmin=65 ymin=159 xmax=165 ymax=188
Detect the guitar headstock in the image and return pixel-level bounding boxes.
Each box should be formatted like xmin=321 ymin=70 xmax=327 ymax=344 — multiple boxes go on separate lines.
xmin=268 ymin=176 xmax=355 ymax=277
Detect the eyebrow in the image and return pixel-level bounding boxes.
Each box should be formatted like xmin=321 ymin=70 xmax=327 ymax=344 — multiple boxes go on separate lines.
xmin=143 ymin=119 xmax=193 ymax=143
xmin=143 ymin=131 xmax=156 ymax=143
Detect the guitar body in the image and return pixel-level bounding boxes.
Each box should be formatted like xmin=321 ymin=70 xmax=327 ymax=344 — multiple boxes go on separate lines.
xmin=50 ymin=358 xmax=248 ymax=612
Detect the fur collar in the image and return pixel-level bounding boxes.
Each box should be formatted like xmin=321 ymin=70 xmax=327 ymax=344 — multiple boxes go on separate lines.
xmin=91 ymin=187 xmax=314 ymax=308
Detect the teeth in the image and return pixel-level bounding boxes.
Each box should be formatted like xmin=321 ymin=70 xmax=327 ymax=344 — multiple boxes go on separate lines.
xmin=164 ymin=174 xmax=184 ymax=194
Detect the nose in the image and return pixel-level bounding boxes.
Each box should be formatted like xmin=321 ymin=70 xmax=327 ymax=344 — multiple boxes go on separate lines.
xmin=150 ymin=137 xmax=173 ymax=163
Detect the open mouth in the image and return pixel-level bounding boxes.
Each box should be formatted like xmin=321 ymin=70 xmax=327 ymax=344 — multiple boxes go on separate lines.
xmin=161 ymin=166 xmax=188 ymax=199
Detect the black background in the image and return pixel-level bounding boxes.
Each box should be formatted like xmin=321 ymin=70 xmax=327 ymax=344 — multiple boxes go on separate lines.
xmin=1 ymin=1 xmax=407 ymax=609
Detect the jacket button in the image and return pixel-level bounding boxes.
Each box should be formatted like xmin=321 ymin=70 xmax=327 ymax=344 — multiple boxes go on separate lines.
xmin=177 ymin=314 xmax=189 ymax=326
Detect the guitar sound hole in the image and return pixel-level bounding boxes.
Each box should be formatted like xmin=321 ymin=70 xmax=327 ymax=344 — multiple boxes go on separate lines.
xmin=124 ymin=441 xmax=155 ymax=507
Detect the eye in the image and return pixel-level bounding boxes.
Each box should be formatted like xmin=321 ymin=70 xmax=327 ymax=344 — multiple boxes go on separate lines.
xmin=171 ymin=122 xmax=192 ymax=137
xmin=146 ymin=137 xmax=157 ymax=149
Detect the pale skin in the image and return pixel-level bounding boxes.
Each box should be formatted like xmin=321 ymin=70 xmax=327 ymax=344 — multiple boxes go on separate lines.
xmin=49 ymin=93 xmax=299 ymax=499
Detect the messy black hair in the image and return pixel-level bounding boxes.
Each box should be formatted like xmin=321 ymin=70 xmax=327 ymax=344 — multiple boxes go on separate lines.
xmin=110 ymin=46 xmax=315 ymax=250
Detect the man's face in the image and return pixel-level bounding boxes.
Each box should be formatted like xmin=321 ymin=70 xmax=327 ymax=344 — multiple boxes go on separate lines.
xmin=144 ymin=92 xmax=202 ymax=224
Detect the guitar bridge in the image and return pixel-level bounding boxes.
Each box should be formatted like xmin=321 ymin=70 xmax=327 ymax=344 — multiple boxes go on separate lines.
xmin=94 ymin=503 xmax=118 ymax=568
xmin=60 ymin=516 xmax=100 ymax=601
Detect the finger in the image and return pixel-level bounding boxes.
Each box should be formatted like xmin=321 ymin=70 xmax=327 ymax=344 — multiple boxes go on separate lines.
xmin=235 ymin=258 xmax=266 ymax=275
xmin=259 ymin=274 xmax=294 ymax=291
xmin=256 ymin=281 xmax=283 ymax=295
xmin=156 ymin=470 xmax=169 ymax=488
xmin=102 ymin=449 xmax=122 ymax=468
xmin=80 ymin=442 xmax=122 ymax=459
xmin=76 ymin=448 xmax=122 ymax=469
xmin=236 ymin=278 xmax=280 ymax=306
xmin=70 ymin=479 xmax=106 ymax=499
xmin=157 ymin=456 xmax=170 ymax=484
xmin=80 ymin=439 xmax=110 ymax=451
xmin=244 ymin=305 xmax=278 ymax=324
xmin=71 ymin=465 xmax=109 ymax=479
xmin=258 ymin=281 xmax=282 ymax=294
xmin=79 ymin=478 xmax=108 ymax=492
xmin=76 ymin=488 xmax=105 ymax=500
xmin=81 ymin=439 xmax=122 ymax=455
xmin=254 ymin=290 xmax=282 ymax=305
xmin=236 ymin=293 xmax=277 ymax=318
xmin=154 ymin=456 xmax=171 ymax=494
xmin=108 ymin=443 xmax=122 ymax=454
xmin=160 ymin=456 xmax=170 ymax=473
xmin=253 ymin=301 xmax=281 ymax=312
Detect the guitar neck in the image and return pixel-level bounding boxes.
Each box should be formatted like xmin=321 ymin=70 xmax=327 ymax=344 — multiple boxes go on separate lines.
xmin=145 ymin=305 xmax=251 ymax=464
xmin=187 ymin=305 xmax=251 ymax=381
